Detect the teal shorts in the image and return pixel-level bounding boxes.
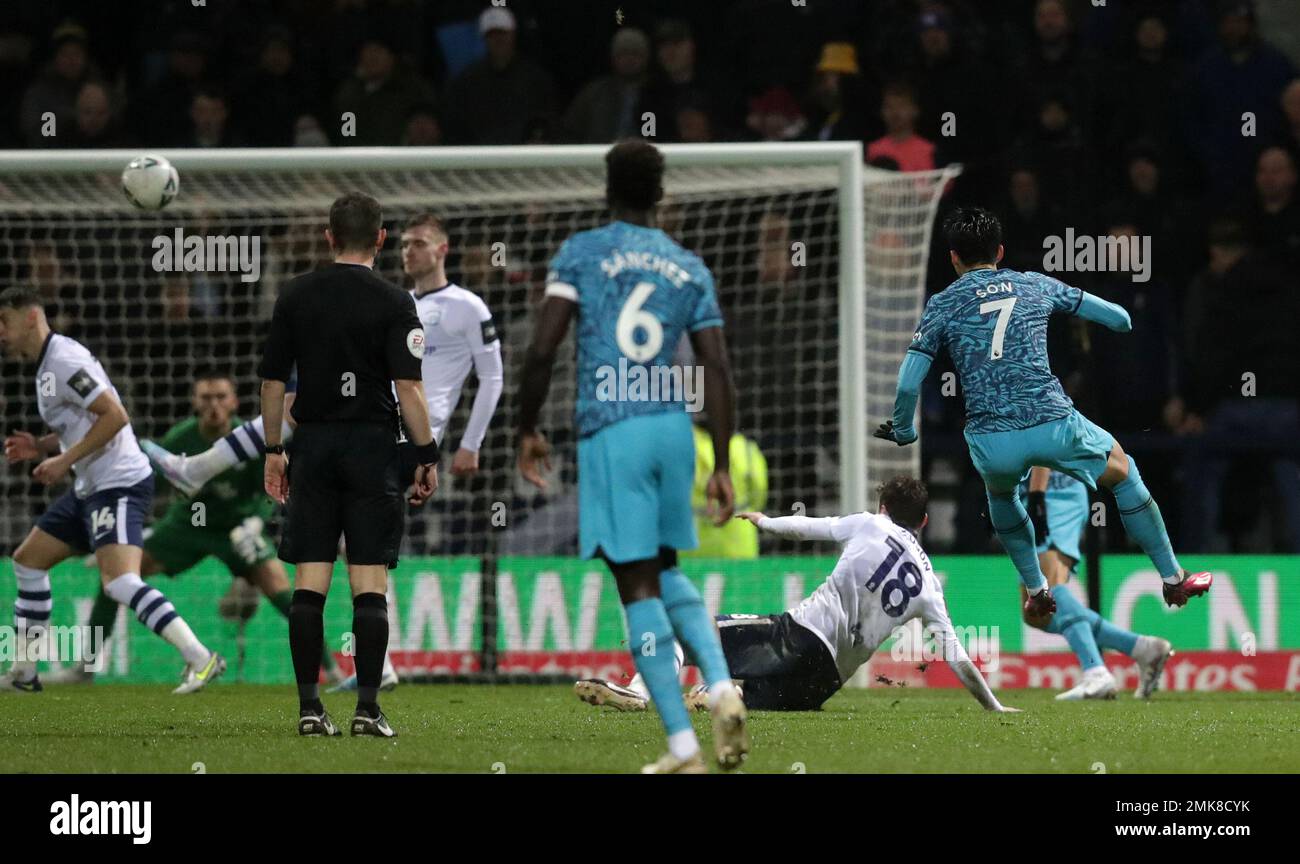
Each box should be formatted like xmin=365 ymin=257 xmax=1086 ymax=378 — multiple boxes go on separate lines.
xmin=577 ymin=411 xmax=697 ymax=563
xmin=965 ymin=410 xmax=1115 ymax=493
xmin=1019 ymin=472 xmax=1089 ymax=565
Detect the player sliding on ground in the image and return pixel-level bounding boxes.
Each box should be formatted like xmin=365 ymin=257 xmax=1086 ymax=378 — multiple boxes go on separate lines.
xmin=1020 ymin=467 xmax=1172 ymax=700
xmin=0 ymin=287 xmax=224 ymax=694
xmin=575 ymin=476 xmax=1018 ymax=714
xmin=877 ymin=206 xmax=1212 ymax=622
xmin=51 ymin=370 xmax=344 ymax=686
xmin=517 ymin=139 xmax=748 ymax=774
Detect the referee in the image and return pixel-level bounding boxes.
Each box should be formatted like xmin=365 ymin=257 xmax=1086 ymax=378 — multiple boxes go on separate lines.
xmin=258 ymin=192 xmax=439 ymax=738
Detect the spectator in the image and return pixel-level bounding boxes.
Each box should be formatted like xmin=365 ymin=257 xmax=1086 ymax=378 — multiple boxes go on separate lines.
xmin=911 ymin=7 xmax=998 ymax=200
xmin=805 ymin=42 xmax=873 ymax=143
xmin=1281 ymin=78 xmax=1300 ymax=152
xmin=1016 ymin=0 xmax=1095 ymax=139
xmin=19 ymin=21 xmax=100 ymax=147
xmin=184 ymin=87 xmax=243 ymax=148
xmin=1109 ymin=143 xmax=1204 ymax=292
xmin=999 ymin=165 xmax=1065 ymax=274
xmin=129 ymin=31 xmax=210 ymax=146
xmin=745 ymin=86 xmax=806 ymax=141
xmin=676 ymin=101 xmax=715 ymax=143
xmin=1242 ymin=144 xmax=1300 ymax=268
xmin=1018 ymin=90 xmax=1091 ymax=213
xmin=0 ymin=28 xmax=35 ymax=147
xmin=1177 ymin=218 xmax=1300 ymax=551
xmin=66 ymin=81 xmax=128 ymax=148
xmin=232 ymin=28 xmax=317 ymax=147
xmin=401 ymin=105 xmax=441 ymax=146
xmin=1182 ymin=0 xmax=1295 ymax=200
xmin=333 ymin=36 xmax=436 ymax=146
xmin=561 ymin=27 xmax=650 ymax=143
xmin=293 ymin=114 xmax=330 ymax=147
xmin=642 ymin=19 xmax=712 ymax=143
xmin=1097 ymin=8 xmax=1182 ymax=167
xmin=1087 ymin=215 xmax=1177 ymax=432
xmin=867 ymin=82 xmax=935 ymax=172
xmin=441 ymin=7 xmax=556 ymax=145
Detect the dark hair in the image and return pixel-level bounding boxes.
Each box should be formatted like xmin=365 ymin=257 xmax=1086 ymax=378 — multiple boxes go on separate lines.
xmin=328 ymin=192 xmax=383 ymax=253
xmin=405 ymin=212 xmax=447 ymax=238
xmin=943 ymin=205 xmax=1002 ymax=265
xmin=1208 ymin=217 xmax=1248 ymax=250
xmin=192 ymin=368 xmax=234 ymax=386
xmin=0 ymin=285 xmax=43 ymax=311
xmin=877 ymin=475 xmax=928 ymax=530
xmin=881 ymin=81 xmax=917 ymax=103
xmin=606 ymin=139 xmax=664 ymax=212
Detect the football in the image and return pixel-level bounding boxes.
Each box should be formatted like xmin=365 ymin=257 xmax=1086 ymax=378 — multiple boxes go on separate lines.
xmin=120 ymin=154 xmax=179 ymax=210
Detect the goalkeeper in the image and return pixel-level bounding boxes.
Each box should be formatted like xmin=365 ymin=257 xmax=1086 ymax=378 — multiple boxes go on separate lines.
xmin=56 ymin=371 xmax=341 ymax=683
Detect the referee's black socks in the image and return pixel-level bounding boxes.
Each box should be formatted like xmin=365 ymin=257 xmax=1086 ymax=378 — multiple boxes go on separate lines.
xmin=352 ymin=592 xmax=389 ymax=715
xmin=289 ymin=588 xmax=327 ymax=713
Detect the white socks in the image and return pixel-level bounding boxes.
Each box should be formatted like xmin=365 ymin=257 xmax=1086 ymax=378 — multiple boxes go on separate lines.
xmin=103 ymin=572 xmax=209 ymax=666
xmin=11 ymin=562 xmax=50 ymax=679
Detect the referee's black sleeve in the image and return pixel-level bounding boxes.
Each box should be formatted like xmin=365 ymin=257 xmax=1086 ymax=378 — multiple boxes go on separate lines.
xmin=258 ymin=287 xmax=296 ymax=381
xmin=386 ymin=293 xmax=424 ymax=381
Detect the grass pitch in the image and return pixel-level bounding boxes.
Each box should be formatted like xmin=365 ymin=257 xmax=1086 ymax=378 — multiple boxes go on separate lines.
xmin=1 ymin=684 xmax=1296 ymax=774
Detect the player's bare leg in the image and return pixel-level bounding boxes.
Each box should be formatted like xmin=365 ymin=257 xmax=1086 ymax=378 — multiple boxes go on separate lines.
xmin=1 ymin=527 xmax=73 ymax=692
xmin=1096 ymin=441 xmax=1212 ymax=606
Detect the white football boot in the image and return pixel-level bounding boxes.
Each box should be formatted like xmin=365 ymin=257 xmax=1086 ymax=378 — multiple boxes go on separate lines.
xmin=1055 ymin=665 xmax=1118 ymax=701
xmin=1132 ymin=636 xmax=1174 ymax=699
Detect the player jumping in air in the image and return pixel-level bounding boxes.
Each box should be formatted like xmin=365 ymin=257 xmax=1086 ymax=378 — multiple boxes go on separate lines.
xmin=51 ymin=371 xmax=344 ymax=685
xmin=0 ymin=287 xmax=224 ymax=694
xmin=1020 ymin=468 xmax=1173 ymax=700
xmin=517 ymin=140 xmax=748 ymax=774
xmin=877 ymin=207 xmax=1212 ymax=621
xmin=575 ymin=476 xmax=1018 ymax=714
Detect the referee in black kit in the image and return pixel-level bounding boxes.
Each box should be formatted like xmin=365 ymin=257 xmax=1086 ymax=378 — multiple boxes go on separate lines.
xmin=258 ymin=192 xmax=438 ymax=738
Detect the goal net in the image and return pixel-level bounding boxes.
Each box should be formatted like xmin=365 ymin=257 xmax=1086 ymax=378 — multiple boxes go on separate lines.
xmin=0 ymin=145 xmax=957 ymax=682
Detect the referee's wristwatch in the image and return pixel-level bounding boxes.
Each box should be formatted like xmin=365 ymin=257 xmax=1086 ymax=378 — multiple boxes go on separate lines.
xmin=265 ymin=444 xmax=285 ymax=455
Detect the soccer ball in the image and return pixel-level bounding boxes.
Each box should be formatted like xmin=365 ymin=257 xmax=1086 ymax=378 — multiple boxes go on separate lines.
xmin=121 ymin=154 xmax=179 ymax=210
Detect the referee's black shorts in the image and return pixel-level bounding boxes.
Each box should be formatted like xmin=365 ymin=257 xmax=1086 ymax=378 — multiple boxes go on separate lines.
xmin=280 ymin=421 xmax=404 ymax=567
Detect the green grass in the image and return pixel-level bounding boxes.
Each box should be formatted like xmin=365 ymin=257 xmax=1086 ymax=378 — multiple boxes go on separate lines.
xmin=1 ymin=685 xmax=1296 ymax=773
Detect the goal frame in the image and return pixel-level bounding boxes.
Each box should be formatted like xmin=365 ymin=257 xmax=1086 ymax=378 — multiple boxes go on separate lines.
xmin=0 ymin=142 xmax=873 ymax=511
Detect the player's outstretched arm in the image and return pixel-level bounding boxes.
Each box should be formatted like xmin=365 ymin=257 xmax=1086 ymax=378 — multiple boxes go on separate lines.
xmin=517 ymin=296 xmax=574 ymax=490
xmin=690 ymin=325 xmax=736 ymax=524
xmin=32 ymin=391 xmax=129 ymax=485
xmin=1073 ymin=292 xmax=1132 ymax=333
xmin=876 ymin=350 xmax=932 ymax=446
xmin=739 ymin=512 xmax=840 ymax=542
xmin=924 ymin=602 xmax=1018 ymax=712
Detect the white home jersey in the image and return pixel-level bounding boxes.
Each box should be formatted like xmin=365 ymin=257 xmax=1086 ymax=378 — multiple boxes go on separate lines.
xmin=410 ymin=283 xmax=504 ymax=450
xmin=762 ymin=512 xmax=967 ymax=682
xmin=35 ymin=333 xmax=151 ymax=497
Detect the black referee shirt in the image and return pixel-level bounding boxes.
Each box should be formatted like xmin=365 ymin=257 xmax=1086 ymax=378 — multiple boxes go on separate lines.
xmin=258 ymin=263 xmax=424 ymax=424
